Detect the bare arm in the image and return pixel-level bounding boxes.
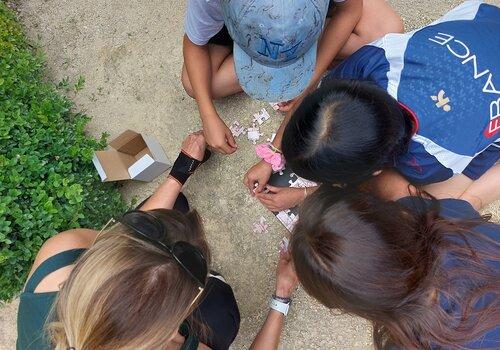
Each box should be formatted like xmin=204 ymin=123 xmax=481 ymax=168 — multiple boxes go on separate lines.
xmin=250 ymin=250 xmax=299 ymax=350
xmin=139 ymin=177 xmax=183 ymax=211
xmin=243 ymin=110 xmax=293 ymax=193
xmin=183 ymin=35 xmax=217 ymax=121
xmin=183 ymin=36 xmax=236 ymax=154
xmin=250 ymin=311 xmax=286 ymax=350
xmin=310 ymin=0 xmax=362 ymax=88
xmin=140 ymin=132 xmax=208 ymax=211
xmin=459 ymin=163 xmax=500 ymax=211
xmin=369 ymin=164 xmax=500 ymax=211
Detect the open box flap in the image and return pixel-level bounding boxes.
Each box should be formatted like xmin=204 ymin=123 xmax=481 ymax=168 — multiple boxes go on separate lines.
xmin=109 ymin=130 xmax=147 ymax=156
xmin=142 ymin=135 xmax=171 ymax=165
xmin=128 ymin=154 xmax=156 ymax=179
xmin=93 ymin=150 xmax=136 ymax=181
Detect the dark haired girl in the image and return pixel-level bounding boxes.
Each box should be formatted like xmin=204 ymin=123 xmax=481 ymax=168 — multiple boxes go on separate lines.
xmin=290 ymin=171 xmax=499 ymax=349
xmin=244 ymin=2 xmax=499 ymax=212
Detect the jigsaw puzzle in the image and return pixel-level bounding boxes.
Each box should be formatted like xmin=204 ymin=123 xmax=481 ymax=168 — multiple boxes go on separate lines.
xmin=279 ymin=236 xmax=290 ymax=252
xmin=267 ymin=133 xmax=276 ymax=143
xmin=265 ymin=166 xmax=317 ymax=232
xmin=229 ymin=121 xmax=246 ymax=138
xmin=247 ymin=123 xmax=263 ymax=144
xmin=252 ymin=216 xmax=269 ymax=234
xmin=253 ymin=108 xmax=271 ymax=125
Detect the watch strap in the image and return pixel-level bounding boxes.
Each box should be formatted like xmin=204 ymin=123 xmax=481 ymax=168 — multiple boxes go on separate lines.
xmin=272 ymin=294 xmax=292 ymax=304
xmin=269 ymin=297 xmax=290 ymax=316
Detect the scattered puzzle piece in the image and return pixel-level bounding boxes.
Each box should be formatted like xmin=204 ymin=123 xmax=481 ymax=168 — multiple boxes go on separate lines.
xmin=230 ymin=121 xmax=245 ymax=138
xmin=279 ymin=237 xmax=290 ymax=252
xmin=247 ymin=123 xmax=263 ymax=144
xmin=253 ymin=216 xmax=269 ymax=234
xmin=253 ymin=108 xmax=271 ymax=125
xmin=267 ymin=133 xmax=276 ymax=143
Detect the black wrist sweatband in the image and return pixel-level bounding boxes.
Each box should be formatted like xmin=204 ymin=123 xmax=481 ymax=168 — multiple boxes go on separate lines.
xmin=169 ymin=149 xmax=211 ymax=185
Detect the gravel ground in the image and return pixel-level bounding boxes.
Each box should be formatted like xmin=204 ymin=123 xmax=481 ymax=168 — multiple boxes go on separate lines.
xmin=1 ymin=0 xmax=499 ymax=349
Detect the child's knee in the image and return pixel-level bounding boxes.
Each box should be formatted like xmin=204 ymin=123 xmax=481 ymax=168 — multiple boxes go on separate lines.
xmin=181 ymin=66 xmax=195 ymax=98
xmin=358 ymin=1 xmax=404 ymax=43
xmin=381 ymin=12 xmax=404 ymax=35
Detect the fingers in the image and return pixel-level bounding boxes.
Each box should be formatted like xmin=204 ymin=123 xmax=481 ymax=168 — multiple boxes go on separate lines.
xmin=254 ymin=181 xmax=266 ymax=194
xmin=264 ymin=185 xmax=281 ymax=193
xmin=218 ymin=142 xmax=234 ymax=154
xmin=225 ymin=130 xmax=238 ymax=149
xmin=212 ymin=140 xmax=235 ymax=155
xmin=214 ymin=132 xmax=236 ymax=155
xmin=277 ymin=100 xmax=294 ymax=112
xmin=256 ymin=193 xmax=280 ymax=211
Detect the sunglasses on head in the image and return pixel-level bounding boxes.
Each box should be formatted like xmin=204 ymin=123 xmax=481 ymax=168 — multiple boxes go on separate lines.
xmin=118 ymin=210 xmax=208 ymax=290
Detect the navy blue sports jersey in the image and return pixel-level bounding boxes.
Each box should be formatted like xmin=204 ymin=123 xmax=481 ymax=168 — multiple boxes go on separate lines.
xmin=397 ymin=197 xmax=499 ymax=349
xmin=326 ymin=1 xmax=499 ymax=184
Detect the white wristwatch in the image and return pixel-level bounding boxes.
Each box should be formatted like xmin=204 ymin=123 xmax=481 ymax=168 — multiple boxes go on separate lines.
xmin=269 ymin=297 xmax=290 ymax=316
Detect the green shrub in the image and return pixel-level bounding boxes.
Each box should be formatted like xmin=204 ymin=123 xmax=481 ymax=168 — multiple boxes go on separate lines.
xmin=0 ymin=2 xmax=129 ymax=301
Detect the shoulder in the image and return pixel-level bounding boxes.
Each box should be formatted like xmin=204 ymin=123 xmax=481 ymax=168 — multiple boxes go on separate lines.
xmin=185 ymin=0 xmax=224 ymax=45
xmin=27 ymin=229 xmax=97 ymax=280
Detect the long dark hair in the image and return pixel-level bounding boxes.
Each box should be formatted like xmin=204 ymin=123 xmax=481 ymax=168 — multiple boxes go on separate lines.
xmin=291 ymin=186 xmax=499 ymax=349
xmin=282 ymin=80 xmax=412 ymax=185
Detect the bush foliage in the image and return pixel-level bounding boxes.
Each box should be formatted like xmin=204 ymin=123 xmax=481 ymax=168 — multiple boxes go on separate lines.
xmin=0 ymin=3 xmax=128 ymax=301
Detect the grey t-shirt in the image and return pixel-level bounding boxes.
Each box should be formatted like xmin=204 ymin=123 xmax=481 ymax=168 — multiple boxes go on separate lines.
xmin=184 ymin=0 xmax=346 ymax=46
xmin=185 ymin=0 xmax=224 ymax=46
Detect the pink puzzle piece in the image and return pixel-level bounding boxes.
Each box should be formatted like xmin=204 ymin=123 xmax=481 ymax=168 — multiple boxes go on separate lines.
xmin=252 ymin=216 xmax=269 ymax=234
xmin=279 ymin=237 xmax=290 ymax=252
xmin=253 ymin=108 xmax=271 ymax=125
xmin=230 ymin=121 xmax=246 ymax=138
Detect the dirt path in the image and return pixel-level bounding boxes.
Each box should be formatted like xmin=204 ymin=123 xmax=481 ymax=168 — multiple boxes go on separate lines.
xmin=1 ymin=0 xmax=499 ymax=349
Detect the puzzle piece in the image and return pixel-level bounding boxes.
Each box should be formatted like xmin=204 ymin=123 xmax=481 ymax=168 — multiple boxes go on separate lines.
xmin=252 ymin=216 xmax=269 ymax=234
xmin=276 ymin=210 xmax=298 ymax=232
xmin=266 ymin=133 xmax=276 ymax=143
xmin=229 ymin=121 xmax=245 ymax=138
xmin=247 ymin=123 xmax=263 ymax=144
xmin=253 ymin=108 xmax=271 ymax=125
xmin=279 ymin=236 xmax=290 ymax=252
xmin=289 ymin=176 xmax=318 ymax=188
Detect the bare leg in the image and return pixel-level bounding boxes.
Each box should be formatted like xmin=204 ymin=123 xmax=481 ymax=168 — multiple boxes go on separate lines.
xmin=420 ymin=164 xmax=500 ymax=211
xmin=210 ymin=53 xmax=242 ymax=99
xmin=336 ymin=0 xmax=404 ymax=59
xmin=420 ymin=174 xmax=473 ymax=200
xmin=181 ymin=44 xmax=241 ymax=99
xmin=460 ymin=163 xmax=500 ymax=211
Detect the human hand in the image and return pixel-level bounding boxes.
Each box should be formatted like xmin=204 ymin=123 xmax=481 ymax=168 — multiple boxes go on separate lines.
xmin=276 ymin=98 xmax=298 ymax=113
xmin=180 ymin=131 xmax=207 ymax=161
xmin=255 ymin=185 xmax=305 ymax=212
xmin=202 ymin=114 xmax=237 ymax=155
xmin=243 ymin=160 xmax=274 ymax=195
xmin=276 ymin=85 xmax=313 ymax=112
xmin=275 ymin=249 xmax=299 ymax=299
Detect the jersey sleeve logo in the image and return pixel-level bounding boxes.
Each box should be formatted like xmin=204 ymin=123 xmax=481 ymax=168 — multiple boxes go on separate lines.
xmin=485 ymin=98 xmax=500 ymax=138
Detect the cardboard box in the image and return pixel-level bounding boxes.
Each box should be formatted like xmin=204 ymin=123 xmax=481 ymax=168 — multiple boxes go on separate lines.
xmin=92 ymin=130 xmax=171 ymax=182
